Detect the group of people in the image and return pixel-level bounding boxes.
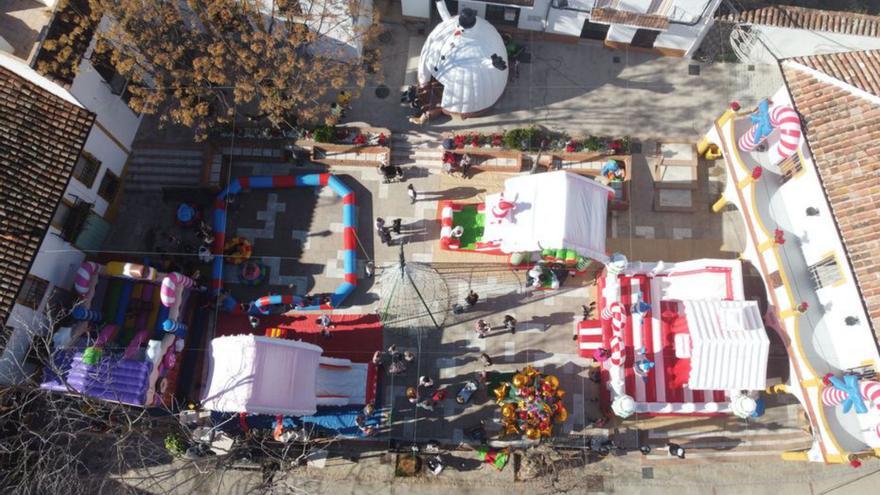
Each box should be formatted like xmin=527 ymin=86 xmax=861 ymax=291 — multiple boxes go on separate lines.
xmin=405 ymin=375 xmax=445 ymax=412
xmin=403 ymin=82 xmax=444 ymax=125
xmin=441 ymin=151 xmax=472 ymax=178
xmin=474 ymin=314 xmax=517 ymax=339
xmin=373 ymin=345 xmax=415 ymax=376
xmin=375 ymin=217 xmax=403 ymax=245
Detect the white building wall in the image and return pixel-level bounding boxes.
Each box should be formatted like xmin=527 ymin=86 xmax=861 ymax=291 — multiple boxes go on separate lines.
xmin=516 ymin=0 xmax=550 ymax=32
xmin=459 ymin=1 xmax=486 ymax=17
xmin=546 ymin=8 xmax=589 ymax=37
xmin=607 ymin=24 xmax=636 ymax=43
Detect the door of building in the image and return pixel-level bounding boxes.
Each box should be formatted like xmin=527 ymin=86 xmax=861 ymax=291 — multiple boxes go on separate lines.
xmin=631 ymin=29 xmax=660 ymax=48
xmin=485 ymin=4 xmax=520 ymax=27
xmin=581 ymin=20 xmax=610 ymax=40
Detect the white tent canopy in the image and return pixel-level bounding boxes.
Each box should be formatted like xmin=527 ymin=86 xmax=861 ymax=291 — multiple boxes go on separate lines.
xmin=417 ymin=13 xmax=508 ymax=115
xmin=683 ymin=300 xmax=770 ymax=391
xmin=484 ymin=171 xmax=612 ymax=261
xmin=201 ymin=335 xmax=322 ymax=416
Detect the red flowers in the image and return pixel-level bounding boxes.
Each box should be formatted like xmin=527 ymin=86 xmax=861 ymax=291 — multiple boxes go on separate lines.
xmin=492 ymin=134 xmax=502 ymax=147
xmin=470 ymin=135 xmax=480 ymax=147
xmin=797 ymin=302 xmax=809 ymax=313
xmin=377 ymin=133 xmax=387 ymax=146
xmin=453 ymin=135 xmax=466 ymax=149
xmin=353 ymin=133 xmax=366 ymax=145
xmin=774 ymin=229 xmax=785 ymax=245
xmin=565 ymin=140 xmax=577 ymax=153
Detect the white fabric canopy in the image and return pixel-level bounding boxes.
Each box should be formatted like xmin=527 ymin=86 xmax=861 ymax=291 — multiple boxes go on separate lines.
xmin=201 ymin=335 xmax=323 ymax=416
xmin=684 ymin=300 xmax=770 ymax=391
xmin=418 ymin=15 xmax=508 ymax=114
xmin=493 ymin=171 xmax=612 ymax=261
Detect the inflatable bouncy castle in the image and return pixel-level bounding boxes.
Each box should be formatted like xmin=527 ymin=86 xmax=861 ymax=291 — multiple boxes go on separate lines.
xmin=42 ymin=261 xmax=199 ymax=407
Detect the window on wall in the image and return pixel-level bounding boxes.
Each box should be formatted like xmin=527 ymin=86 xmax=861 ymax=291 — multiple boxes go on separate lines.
xmin=16 ymin=275 xmax=50 ymax=310
xmin=50 ymin=199 xmax=74 ymax=230
xmin=73 ymin=152 xmax=101 ymax=188
xmin=581 ymin=20 xmax=610 ymax=40
xmin=809 ymin=255 xmax=843 ymax=290
xmin=97 ymin=170 xmax=120 ymax=203
xmin=779 ymin=153 xmax=803 ymax=184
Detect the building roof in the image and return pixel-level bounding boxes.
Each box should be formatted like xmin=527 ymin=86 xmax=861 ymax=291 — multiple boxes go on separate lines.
xmin=723 ymin=5 xmax=880 ymax=37
xmin=591 ymin=7 xmax=670 ymax=30
xmin=781 ymin=50 xmax=880 ymax=332
xmin=0 ymin=54 xmax=94 ymax=325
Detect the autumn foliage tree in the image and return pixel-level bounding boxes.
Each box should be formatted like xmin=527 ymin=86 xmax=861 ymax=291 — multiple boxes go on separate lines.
xmin=38 ymin=0 xmax=381 ymax=141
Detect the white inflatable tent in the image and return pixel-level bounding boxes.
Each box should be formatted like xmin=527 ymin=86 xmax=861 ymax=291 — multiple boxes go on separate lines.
xmin=417 ymin=6 xmax=508 ymax=115
xmin=483 ymin=171 xmax=613 ymax=262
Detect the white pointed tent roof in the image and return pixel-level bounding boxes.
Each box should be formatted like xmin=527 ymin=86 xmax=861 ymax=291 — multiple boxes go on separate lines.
xmin=417 ymin=15 xmax=508 ymax=115
xmin=683 ymin=300 xmax=770 ymax=391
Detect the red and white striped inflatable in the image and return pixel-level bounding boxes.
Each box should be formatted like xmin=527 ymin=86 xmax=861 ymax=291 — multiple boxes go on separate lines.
xmin=737 ymin=105 xmax=801 ymax=165
xmin=602 ymin=302 xmax=626 ymax=367
xmin=768 ymin=105 xmax=801 ymax=165
xmin=74 ymin=262 xmax=99 ymax=295
xmin=440 ymin=203 xmax=459 ymax=250
xmin=821 ymin=380 xmax=880 ymax=409
xmin=160 ymin=272 xmax=194 ymax=307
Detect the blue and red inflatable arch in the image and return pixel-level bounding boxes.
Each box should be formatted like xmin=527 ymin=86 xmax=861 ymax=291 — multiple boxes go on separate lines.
xmin=211 ymin=174 xmax=357 ymax=312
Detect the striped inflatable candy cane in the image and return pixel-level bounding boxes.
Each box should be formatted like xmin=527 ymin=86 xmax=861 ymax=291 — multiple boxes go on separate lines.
xmin=768 ymin=105 xmax=801 ymax=165
xmin=160 ymin=273 xmax=194 ymax=307
xmin=74 ymin=262 xmax=99 ymax=295
xmin=821 ymin=380 xmax=880 ymax=409
xmin=605 ymin=302 xmax=626 ymax=367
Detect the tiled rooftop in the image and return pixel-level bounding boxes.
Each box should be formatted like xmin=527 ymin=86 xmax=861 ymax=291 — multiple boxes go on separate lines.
xmin=591 ymin=7 xmax=670 ymax=30
xmin=723 ymin=5 xmax=880 ymax=37
xmin=0 ymin=62 xmax=95 ymax=324
xmin=782 ymin=51 xmax=880 ymax=333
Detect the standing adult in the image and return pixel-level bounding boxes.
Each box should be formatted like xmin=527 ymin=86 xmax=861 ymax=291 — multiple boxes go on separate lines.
xmin=317 ymin=314 xmax=334 ymax=338
xmin=475 ymin=319 xmax=490 ymax=338
xmin=503 ymin=314 xmax=517 ymax=334
xmin=407 ymin=184 xmax=417 ymax=204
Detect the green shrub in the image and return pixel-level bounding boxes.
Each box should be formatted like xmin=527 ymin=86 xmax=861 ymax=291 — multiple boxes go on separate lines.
xmin=164 ymin=433 xmax=188 ymax=457
xmin=313 ymin=125 xmax=336 ymax=143
xmin=502 ymin=127 xmax=542 ymax=151
xmin=583 ymin=135 xmax=602 ymax=151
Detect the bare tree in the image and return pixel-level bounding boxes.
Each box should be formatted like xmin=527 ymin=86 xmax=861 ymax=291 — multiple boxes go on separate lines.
xmin=37 ymin=0 xmax=382 ymax=141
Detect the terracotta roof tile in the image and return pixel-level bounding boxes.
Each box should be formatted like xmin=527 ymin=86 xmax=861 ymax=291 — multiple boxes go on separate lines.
xmin=591 ymin=8 xmax=670 ymax=31
xmin=782 ymin=53 xmax=880 ymax=333
xmin=723 ymin=5 xmax=880 ymax=37
xmin=0 ymin=65 xmax=94 ymax=325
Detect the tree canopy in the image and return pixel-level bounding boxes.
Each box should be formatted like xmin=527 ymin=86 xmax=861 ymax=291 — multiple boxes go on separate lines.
xmin=38 ymin=0 xmax=381 ymax=141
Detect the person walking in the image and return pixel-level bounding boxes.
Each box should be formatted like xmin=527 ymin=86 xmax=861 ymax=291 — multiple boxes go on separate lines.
xmin=480 ymin=353 xmax=493 ymax=367
xmin=416 ymin=399 xmax=435 ymax=412
xmin=475 ymin=319 xmax=490 ymax=338
xmin=372 ymin=350 xmax=384 ymax=366
xmin=432 ymin=387 xmax=447 ymax=402
xmin=407 ymin=184 xmax=417 ymax=204
xmin=419 ymin=376 xmax=434 ymax=388
xmin=403 ymin=351 xmax=415 ymax=363
xmin=317 ymin=314 xmax=334 ymax=338
xmin=465 ymin=290 xmax=479 ymax=307
xmin=375 ymin=217 xmax=386 ymax=234
xmin=249 ymin=315 xmax=260 ymax=330
xmin=391 ymin=218 xmax=402 ymax=235
xmin=365 ymin=260 xmax=375 ymax=278
xmin=667 ymin=443 xmax=686 ymax=459
xmin=503 ymin=314 xmax=517 ymax=334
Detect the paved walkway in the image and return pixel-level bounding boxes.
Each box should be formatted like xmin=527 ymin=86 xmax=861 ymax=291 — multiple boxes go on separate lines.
xmin=345 ymin=23 xmax=783 ymax=140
